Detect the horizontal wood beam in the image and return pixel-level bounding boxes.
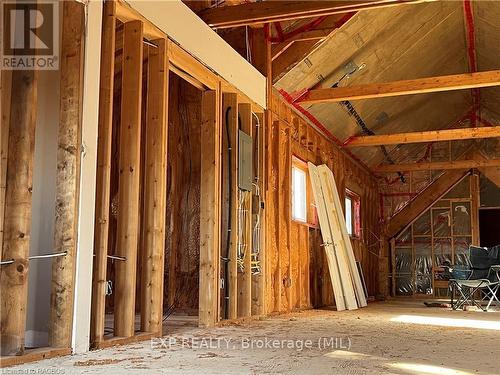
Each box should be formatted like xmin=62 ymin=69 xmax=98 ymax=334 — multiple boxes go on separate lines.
xmin=374 ymin=158 xmax=500 ymax=173
xmin=200 ymin=0 xmax=428 ymax=28
xmin=298 ymin=70 xmax=500 ymax=104
xmin=346 ymin=126 xmax=500 ymax=147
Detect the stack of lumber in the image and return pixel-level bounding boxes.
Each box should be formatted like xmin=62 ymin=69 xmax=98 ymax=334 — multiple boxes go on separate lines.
xmin=308 ymin=163 xmax=367 ymax=311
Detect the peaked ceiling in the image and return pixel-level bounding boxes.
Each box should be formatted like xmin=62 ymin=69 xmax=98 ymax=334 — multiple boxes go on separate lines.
xmin=274 ymin=1 xmax=500 ymax=167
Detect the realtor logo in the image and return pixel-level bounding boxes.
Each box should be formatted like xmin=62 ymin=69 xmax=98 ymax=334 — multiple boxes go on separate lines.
xmin=1 ymin=0 xmax=59 ymax=70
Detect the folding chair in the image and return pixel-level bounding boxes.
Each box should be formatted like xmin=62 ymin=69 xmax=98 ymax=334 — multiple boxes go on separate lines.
xmin=448 ymin=246 xmax=500 ymax=312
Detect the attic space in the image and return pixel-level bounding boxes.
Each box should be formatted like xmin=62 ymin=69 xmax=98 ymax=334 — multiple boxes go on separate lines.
xmin=1 ymin=0 xmax=499 ymax=374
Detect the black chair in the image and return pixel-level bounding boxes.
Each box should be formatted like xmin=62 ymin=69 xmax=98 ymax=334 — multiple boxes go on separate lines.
xmin=448 ymin=245 xmax=500 ymax=311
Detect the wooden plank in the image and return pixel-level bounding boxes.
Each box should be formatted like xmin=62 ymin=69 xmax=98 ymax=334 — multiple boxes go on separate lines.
xmin=346 ymin=126 xmax=500 ymax=147
xmin=470 ymin=172 xmax=480 ymax=246
xmin=127 ymin=0 xmax=267 ymax=108
xmin=299 ymin=70 xmax=500 ymax=104
xmin=222 ymin=93 xmax=239 ymax=320
xmin=268 ymin=120 xmax=281 ymax=313
xmin=0 ymin=347 xmax=71 ymax=368
xmin=114 ymin=20 xmax=144 ymax=338
xmin=390 ymin=238 xmax=396 ymax=297
xmin=252 ymin=112 xmax=265 ymax=316
xmin=167 ymin=40 xmax=218 ymax=90
xmin=0 ymin=69 xmax=12 ymax=257
xmin=386 ymin=170 xmax=470 ymax=238
xmin=49 ymin=0 xmax=85 ymax=348
xmin=94 ymin=332 xmax=154 ymax=350
xmin=308 ymin=163 xmax=347 ymax=311
xmin=140 ymin=39 xmax=168 ymax=335
xmin=279 ymin=123 xmax=292 ymax=311
xmin=317 ymin=165 xmax=366 ymax=308
xmin=200 ymin=0 xmax=428 ymax=28
xmin=374 ymin=158 xmax=500 ymax=173
xmin=73 ymin=0 xmax=103 ymax=354
xmin=199 ymin=90 xmax=221 ymax=327
xmin=237 ymin=103 xmax=253 ymax=318
xmin=0 ymin=68 xmax=38 ymax=355
xmin=90 ymin=0 xmax=116 ymax=347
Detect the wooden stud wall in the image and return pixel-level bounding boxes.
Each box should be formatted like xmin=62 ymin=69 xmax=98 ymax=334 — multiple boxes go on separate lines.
xmin=114 ymin=19 xmax=144 ymax=338
xmin=199 ymin=90 xmax=222 ymax=327
xmin=237 ymin=103 xmax=253 ymax=318
xmin=49 ymin=1 xmax=85 ymax=348
xmin=0 ymin=66 xmax=39 ymax=357
xmin=1 ymin=0 xmax=86 ymax=365
xmin=90 ymin=1 xmax=116 ymax=347
xmin=222 ymin=93 xmax=239 ymax=320
xmin=140 ymin=39 xmax=168 ymax=335
xmin=264 ymin=91 xmax=381 ymax=312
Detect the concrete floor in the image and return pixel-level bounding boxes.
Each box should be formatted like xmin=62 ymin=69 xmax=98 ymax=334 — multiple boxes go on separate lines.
xmin=8 ymin=300 xmax=500 ymax=374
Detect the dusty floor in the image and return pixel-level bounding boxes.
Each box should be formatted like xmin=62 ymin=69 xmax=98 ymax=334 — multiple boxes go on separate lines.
xmin=6 ymin=300 xmax=500 ymax=374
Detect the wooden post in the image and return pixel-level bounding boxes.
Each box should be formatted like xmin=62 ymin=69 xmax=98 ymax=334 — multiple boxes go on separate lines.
xmin=390 ymin=238 xmax=396 ymax=297
xmin=237 ymin=103 xmax=253 ymax=318
xmin=252 ymin=112 xmax=265 ymax=316
xmin=114 ymin=20 xmax=144 ymax=338
xmin=222 ymin=93 xmax=239 ymax=320
xmin=470 ymin=171 xmax=480 ymax=246
xmin=199 ymin=90 xmax=221 ymax=327
xmin=0 ymin=70 xmax=12 ymax=254
xmin=90 ymin=0 xmax=116 ymax=346
xmin=140 ymin=39 xmax=168 ymax=335
xmin=0 ymin=68 xmax=38 ymax=355
xmin=49 ymin=0 xmax=85 ymax=348
xmin=278 ymin=122 xmax=292 ymax=312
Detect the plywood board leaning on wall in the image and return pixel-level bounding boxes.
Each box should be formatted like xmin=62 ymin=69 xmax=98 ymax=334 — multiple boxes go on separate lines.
xmin=308 ymin=163 xmax=348 ymax=311
xmin=317 ymin=165 xmax=367 ymax=307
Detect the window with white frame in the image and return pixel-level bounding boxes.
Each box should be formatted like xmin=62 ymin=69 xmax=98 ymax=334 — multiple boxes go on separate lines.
xmin=345 ymin=189 xmax=361 ymax=237
xmin=292 ymin=164 xmax=307 ymax=223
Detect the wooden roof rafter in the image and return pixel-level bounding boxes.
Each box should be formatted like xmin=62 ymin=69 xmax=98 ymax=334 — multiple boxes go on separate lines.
xmin=345 ymin=125 xmax=500 ymax=147
xmin=298 ymin=70 xmax=500 ymax=104
xmin=200 ymin=0 xmax=432 ymax=28
xmin=374 ymin=158 xmax=500 ymax=173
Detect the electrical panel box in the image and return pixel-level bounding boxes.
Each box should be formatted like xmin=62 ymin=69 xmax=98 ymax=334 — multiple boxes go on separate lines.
xmin=238 ymin=130 xmax=253 ymax=191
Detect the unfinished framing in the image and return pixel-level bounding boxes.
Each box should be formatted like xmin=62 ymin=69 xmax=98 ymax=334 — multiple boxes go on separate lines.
xmin=0 ymin=1 xmax=85 ymax=366
xmin=88 ymin=0 xmax=266 ymax=351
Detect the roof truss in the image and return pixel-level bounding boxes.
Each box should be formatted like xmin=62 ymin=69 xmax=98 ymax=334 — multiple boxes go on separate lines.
xmin=200 ymin=0 xmax=429 ymax=28
xmin=345 ymin=126 xmax=500 ymax=147
xmin=298 ymin=70 xmax=500 ymax=104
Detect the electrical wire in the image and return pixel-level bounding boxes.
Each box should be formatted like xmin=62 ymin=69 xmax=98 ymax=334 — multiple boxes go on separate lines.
xmin=222 ymin=106 xmax=232 ymax=319
xmin=332 ymin=72 xmax=405 ymax=183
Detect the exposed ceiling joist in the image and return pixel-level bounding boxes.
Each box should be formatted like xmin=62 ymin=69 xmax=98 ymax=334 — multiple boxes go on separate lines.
xmin=374 ymin=158 xmax=500 ymax=173
xmin=200 ymin=0 xmax=431 ymax=28
xmin=346 ymin=126 xmax=500 ymax=147
xmin=298 ymin=70 xmax=500 ymax=104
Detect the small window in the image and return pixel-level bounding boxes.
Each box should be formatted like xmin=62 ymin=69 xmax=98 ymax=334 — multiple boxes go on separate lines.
xmin=345 ymin=189 xmax=361 ymax=238
xmin=292 ymin=165 xmax=307 ymax=222
xmin=345 ymin=196 xmax=353 ymax=235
